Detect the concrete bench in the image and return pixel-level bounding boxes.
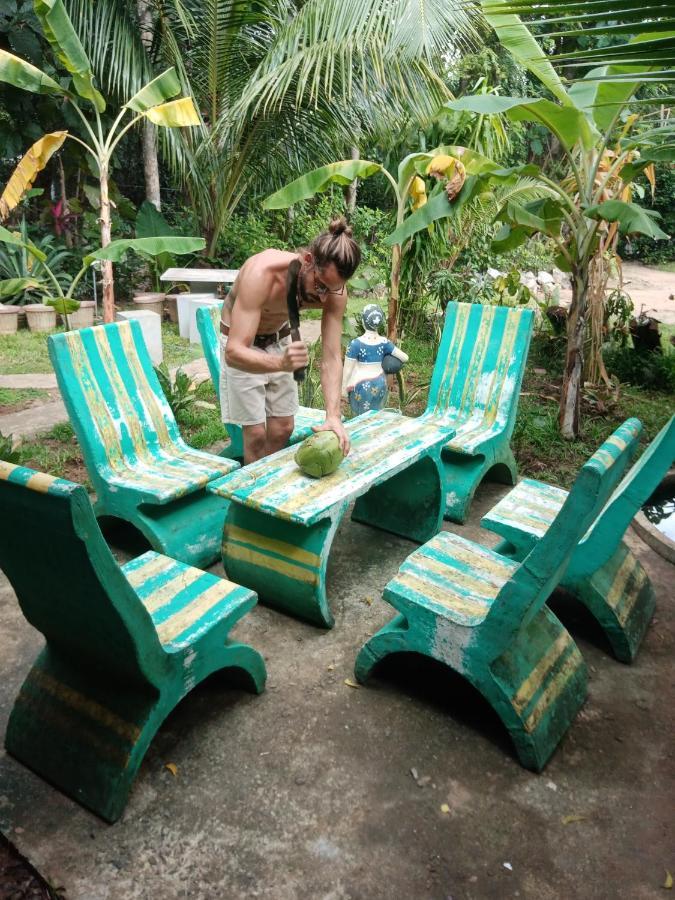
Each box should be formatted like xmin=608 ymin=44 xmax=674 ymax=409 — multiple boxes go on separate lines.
xmin=420 ymin=302 xmax=534 ymax=523
xmin=0 ymin=462 xmax=266 ymax=822
xmin=208 ymin=409 xmax=454 ymax=627
xmin=481 ymin=414 xmax=675 ymax=662
xmin=355 ymin=418 xmax=642 ymax=771
xmin=196 ymin=303 xmax=325 ymax=460
xmin=48 ymin=320 xmax=239 ymax=567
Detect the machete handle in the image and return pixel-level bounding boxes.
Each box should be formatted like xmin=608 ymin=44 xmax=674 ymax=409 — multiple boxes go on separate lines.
xmin=290 ymin=325 xmax=306 ymax=382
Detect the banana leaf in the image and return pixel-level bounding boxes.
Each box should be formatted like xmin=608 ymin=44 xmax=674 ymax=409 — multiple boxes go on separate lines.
xmin=263 ymin=160 xmax=383 ymax=209
xmin=0 ymin=49 xmax=63 ymax=95
xmin=0 ymin=277 xmax=44 ymax=300
xmin=384 ymin=176 xmax=480 ymax=246
xmin=143 ymin=97 xmax=200 ymax=127
xmin=45 ymin=296 xmax=80 ymax=314
xmin=0 ymin=225 xmax=47 ymax=262
xmin=33 ymin=0 xmax=105 ymax=112
xmin=584 ymin=200 xmax=670 ymax=239
xmin=84 ymin=236 xmax=205 ymax=265
xmin=125 ymin=69 xmax=182 ymax=113
xmin=0 ymin=132 xmax=67 ymax=220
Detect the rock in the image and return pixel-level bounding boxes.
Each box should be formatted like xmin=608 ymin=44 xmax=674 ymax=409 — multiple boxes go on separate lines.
xmin=486 ymin=267 xmax=504 ymax=279
xmin=537 ymin=271 xmax=555 ymax=286
xmin=373 ymin=283 xmax=388 ymax=298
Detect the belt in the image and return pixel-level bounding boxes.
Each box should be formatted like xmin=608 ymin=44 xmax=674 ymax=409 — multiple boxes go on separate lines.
xmin=220 ymin=321 xmax=292 ymax=349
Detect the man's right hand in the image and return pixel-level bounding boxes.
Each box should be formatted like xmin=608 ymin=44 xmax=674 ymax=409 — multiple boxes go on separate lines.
xmin=280 ymin=340 xmax=309 ymax=373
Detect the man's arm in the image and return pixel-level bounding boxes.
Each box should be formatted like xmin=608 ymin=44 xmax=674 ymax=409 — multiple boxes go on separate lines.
xmin=313 ymin=293 xmax=350 ymax=454
xmin=225 ymin=269 xmax=307 ymax=375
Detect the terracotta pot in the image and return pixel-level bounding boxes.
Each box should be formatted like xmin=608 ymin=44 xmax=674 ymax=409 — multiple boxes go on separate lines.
xmin=165 ymin=294 xmax=179 ymax=324
xmin=0 ymin=305 xmax=19 ymax=334
xmin=24 ymin=303 xmax=57 ymax=333
xmin=59 ymin=300 xmax=96 ymax=331
xmin=133 ymin=291 xmax=166 ymax=319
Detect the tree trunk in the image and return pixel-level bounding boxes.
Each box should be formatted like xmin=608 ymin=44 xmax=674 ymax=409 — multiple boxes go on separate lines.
xmin=344 ymin=146 xmax=359 ymax=213
xmin=99 ymin=166 xmax=115 ymax=323
xmin=559 ymin=262 xmax=588 ymax=439
xmin=389 ymin=243 xmax=401 ymax=341
xmin=137 ymin=0 xmax=161 ymax=210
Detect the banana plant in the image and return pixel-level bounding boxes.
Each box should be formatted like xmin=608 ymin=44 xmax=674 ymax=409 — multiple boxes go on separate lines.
xmin=263 ymin=149 xmax=489 ymax=339
xmin=0 ymin=228 xmax=204 ymax=328
xmin=0 ymin=0 xmax=200 ymax=323
xmin=383 ymin=0 xmax=675 ymax=438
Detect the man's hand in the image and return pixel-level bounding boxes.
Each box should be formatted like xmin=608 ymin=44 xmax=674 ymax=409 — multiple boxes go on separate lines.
xmin=313 ymin=417 xmax=350 ymax=456
xmin=280 ymin=340 xmax=309 ymax=373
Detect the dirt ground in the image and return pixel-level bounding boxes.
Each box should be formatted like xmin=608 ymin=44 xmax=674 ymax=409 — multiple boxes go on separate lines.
xmin=0 ymin=483 xmax=673 ymax=900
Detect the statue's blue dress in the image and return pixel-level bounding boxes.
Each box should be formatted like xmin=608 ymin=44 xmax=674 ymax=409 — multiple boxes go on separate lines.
xmin=345 ymin=337 xmax=396 ymax=414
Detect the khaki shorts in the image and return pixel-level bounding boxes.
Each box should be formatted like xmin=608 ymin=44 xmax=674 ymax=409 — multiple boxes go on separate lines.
xmin=220 ymin=335 xmax=299 ymax=426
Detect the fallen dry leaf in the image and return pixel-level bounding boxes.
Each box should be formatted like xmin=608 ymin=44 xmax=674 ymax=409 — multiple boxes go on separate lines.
xmin=344 ymin=678 xmax=361 ymax=689
xmin=664 ymin=870 xmax=673 ymax=890
xmin=165 ymin=762 xmax=178 ymax=777
xmin=362 ymin=596 xmax=374 ymax=606
xmin=440 ymin=803 xmax=450 ymax=814
xmin=561 ymin=814 xmax=587 ymax=825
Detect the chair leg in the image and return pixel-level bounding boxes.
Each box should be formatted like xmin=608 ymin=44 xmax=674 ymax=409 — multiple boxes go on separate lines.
xmin=5 ymin=647 xmax=174 ymax=823
xmin=487 ymin=607 xmax=587 ymax=771
xmin=354 ymin=614 xmax=416 ymax=683
xmin=564 ymin=542 xmax=656 ymax=663
xmin=440 ymin=452 xmax=488 ymax=524
xmin=188 ymin=640 xmax=267 ymax=696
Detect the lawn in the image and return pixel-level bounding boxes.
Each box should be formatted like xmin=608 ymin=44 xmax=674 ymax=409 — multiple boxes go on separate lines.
xmin=0 ymin=387 xmax=49 ymax=413
xmin=0 ymin=321 xmax=203 ymax=376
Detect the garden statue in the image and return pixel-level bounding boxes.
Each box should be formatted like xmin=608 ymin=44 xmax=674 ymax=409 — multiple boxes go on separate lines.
xmin=342 ymin=304 xmax=409 ymax=415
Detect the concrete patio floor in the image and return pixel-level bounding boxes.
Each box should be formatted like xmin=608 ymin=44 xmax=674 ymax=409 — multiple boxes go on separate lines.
xmin=0 ymin=482 xmax=673 ymax=899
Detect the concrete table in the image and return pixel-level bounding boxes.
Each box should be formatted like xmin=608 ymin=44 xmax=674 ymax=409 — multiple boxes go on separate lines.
xmin=160 ymin=268 xmax=239 ymax=293
xmin=208 ymin=410 xmax=454 ymax=627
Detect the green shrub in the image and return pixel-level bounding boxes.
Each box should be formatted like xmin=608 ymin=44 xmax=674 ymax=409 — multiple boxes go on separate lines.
xmin=603 ymin=345 xmax=675 ymax=393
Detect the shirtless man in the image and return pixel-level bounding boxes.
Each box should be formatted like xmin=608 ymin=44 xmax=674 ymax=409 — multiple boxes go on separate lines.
xmin=220 ymin=218 xmax=361 ymax=464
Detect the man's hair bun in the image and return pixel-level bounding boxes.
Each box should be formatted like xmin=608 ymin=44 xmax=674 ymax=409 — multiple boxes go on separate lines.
xmin=328 ymin=216 xmax=352 ymax=238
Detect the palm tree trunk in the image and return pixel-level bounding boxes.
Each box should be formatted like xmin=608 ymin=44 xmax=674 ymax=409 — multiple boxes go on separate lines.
xmin=99 ymin=165 xmax=115 ymax=323
xmin=137 ymin=0 xmax=161 ymax=210
xmin=559 ymin=262 xmax=588 ymax=439
xmin=344 ymin=146 xmax=359 ymax=213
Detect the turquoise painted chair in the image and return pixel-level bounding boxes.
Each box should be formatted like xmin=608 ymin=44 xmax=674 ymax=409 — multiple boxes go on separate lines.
xmin=482 ymin=414 xmax=674 ymax=662
xmin=0 ymin=462 xmax=266 ymax=822
xmin=196 ymin=304 xmax=326 ymax=460
xmin=48 ymin=320 xmax=239 ymax=568
xmin=355 ymin=419 xmax=642 ymax=771
xmin=420 ymin=302 xmax=534 ymax=523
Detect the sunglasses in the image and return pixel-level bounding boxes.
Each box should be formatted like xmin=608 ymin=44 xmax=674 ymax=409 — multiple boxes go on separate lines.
xmin=313 ymin=265 xmax=345 ymax=296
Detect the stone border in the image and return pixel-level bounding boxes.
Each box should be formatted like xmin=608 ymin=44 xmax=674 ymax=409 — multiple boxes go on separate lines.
xmin=631 ymin=469 xmax=675 ymax=565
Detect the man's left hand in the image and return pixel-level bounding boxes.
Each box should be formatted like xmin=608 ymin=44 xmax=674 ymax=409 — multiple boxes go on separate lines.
xmin=313 ymin=418 xmax=350 ymax=456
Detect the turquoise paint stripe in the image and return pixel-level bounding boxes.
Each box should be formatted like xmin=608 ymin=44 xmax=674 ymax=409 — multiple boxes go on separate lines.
xmin=437 ymin=304 xmax=482 ymax=417
xmin=48 ymin=332 xmax=112 ymax=474
xmin=403 ymin=557 xmax=495 ymax=603
xmin=4 ymin=465 xmax=74 ymax=495
xmin=425 ymin=302 xmax=459 ymax=414
xmin=149 ymin=571 xmax=222 ymax=624
xmin=455 ymin=305 xmax=502 ymax=421
xmin=388 ymin=576 xmax=487 ymax=624
xmin=167 ymin=586 xmax=251 ymax=649
xmin=227 ymin=536 xmax=320 ymax=575
xmin=79 ymin=326 xmax=142 ymax=466
xmin=129 ymin=560 xmax=187 ymax=601
xmin=121 ymin=551 xmax=160 ymax=574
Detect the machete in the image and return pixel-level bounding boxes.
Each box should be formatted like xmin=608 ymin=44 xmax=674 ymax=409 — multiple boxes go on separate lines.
xmin=286 ymin=258 xmax=305 ymax=383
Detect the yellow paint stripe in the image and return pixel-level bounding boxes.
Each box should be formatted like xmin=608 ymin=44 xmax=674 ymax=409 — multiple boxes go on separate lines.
xmin=481 ymin=310 xmax=521 ymax=428
xmin=433 ymin=303 xmax=472 ymax=417
xmin=409 ymin=553 xmax=507 ymax=596
xmin=226 ymin=542 xmax=319 ymax=584
xmin=0 ymin=461 xmax=20 ymax=481
xmin=226 ymin=524 xmax=320 ymax=568
xmin=117 ymin=324 xmax=174 ymax=448
xmin=25 ymin=471 xmax=60 ymax=493
xmin=143 ymin=567 xmax=207 ymax=614
xmin=156 ymin=580 xmax=238 ymax=644
xmin=394 ymin=570 xmax=489 ymax=620
xmin=457 ymin=304 xmax=495 ymax=419
xmin=124 ymin=553 xmax=174 ymax=589
xmin=605 ymin=552 xmax=637 ymax=612
xmin=523 ymin=644 xmax=583 ymax=734
xmin=511 ymin=631 xmax=572 ymax=715
xmin=427 ymin=534 xmax=517 ymax=578
xmin=29 ymin=669 xmax=140 ymax=742
xmin=616 ymin=565 xmax=649 ymax=626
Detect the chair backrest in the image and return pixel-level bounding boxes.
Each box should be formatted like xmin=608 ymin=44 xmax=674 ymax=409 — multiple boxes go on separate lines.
xmin=486 ymin=418 xmax=643 ymax=647
xmin=580 ymin=414 xmax=675 ymax=569
xmin=425 ymin=302 xmax=534 ymax=436
xmin=48 ymin=320 xmax=186 ymax=480
xmin=0 ymin=462 xmax=165 ymax=684
xmin=196 ymin=303 xmax=223 ymax=401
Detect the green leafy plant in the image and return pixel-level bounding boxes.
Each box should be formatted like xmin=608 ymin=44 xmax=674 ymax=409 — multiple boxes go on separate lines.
xmin=154 ymin=363 xmax=196 ymax=418
xmin=0 ymin=431 xmax=20 ymax=463
xmin=0 ymin=218 xmax=71 ymax=304
xmin=298 ymin=342 xmax=324 ymax=410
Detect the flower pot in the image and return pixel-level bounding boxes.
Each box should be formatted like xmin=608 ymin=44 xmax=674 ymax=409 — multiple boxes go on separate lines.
xmin=133 ymin=292 xmax=166 ymax=319
xmin=59 ymin=300 xmax=96 ymax=331
xmin=0 ymin=305 xmax=19 ymax=334
xmin=24 ymin=303 xmax=57 ymax=333
xmin=165 ymin=294 xmax=179 ymax=324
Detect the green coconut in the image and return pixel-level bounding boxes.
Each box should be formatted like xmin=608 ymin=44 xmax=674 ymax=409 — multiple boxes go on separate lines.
xmin=294 ymin=431 xmax=344 ymax=478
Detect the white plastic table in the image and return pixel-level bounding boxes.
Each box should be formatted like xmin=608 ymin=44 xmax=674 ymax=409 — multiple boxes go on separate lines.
xmin=160 ymin=268 xmax=239 ymax=293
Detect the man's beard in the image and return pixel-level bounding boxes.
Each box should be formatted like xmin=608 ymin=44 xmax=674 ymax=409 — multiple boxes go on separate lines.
xmin=298 ymin=270 xmax=319 ymax=305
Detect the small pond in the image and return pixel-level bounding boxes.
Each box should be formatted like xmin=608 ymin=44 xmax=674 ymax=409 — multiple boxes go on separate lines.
xmin=642 ymin=482 xmax=675 ymax=542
